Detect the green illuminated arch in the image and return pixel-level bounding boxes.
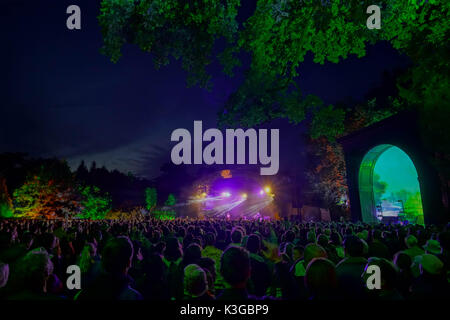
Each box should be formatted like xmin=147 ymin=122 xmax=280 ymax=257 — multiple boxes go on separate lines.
xmin=358 ymin=145 xmax=424 ymax=225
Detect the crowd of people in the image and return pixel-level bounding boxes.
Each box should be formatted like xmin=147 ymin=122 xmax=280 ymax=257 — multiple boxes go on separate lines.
xmin=0 ymin=216 xmax=449 ymax=300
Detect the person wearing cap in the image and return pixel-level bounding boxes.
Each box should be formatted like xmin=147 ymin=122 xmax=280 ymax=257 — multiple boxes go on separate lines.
xmin=423 ymin=239 xmax=442 ymax=256
xmin=403 ymin=235 xmax=425 ymax=260
xmin=410 ymin=254 xmax=449 ymax=299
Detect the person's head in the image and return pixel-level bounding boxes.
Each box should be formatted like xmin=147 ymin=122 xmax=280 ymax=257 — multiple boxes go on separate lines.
xmin=36 ymin=233 xmax=57 ymax=252
xmin=198 ymin=257 xmax=216 ymax=290
xmin=416 ymin=254 xmax=444 ymax=277
xmin=303 ymin=243 xmax=327 ymax=265
xmin=101 ymin=236 xmax=134 ymax=275
xmin=304 ymin=258 xmax=337 ymax=298
xmin=0 ymin=262 xmax=9 ymax=288
xmin=198 ymin=257 xmax=216 ymax=281
xmin=307 ymin=230 xmax=316 ymax=243
xmin=204 ymin=232 xmax=216 ymax=247
xmin=283 ymin=242 xmax=294 ymax=260
xmin=217 ymin=229 xmax=226 ymax=242
xmin=363 ymin=257 xmax=398 ymax=291
xmin=220 ymin=246 xmax=251 ymax=288
xmin=184 ymin=264 xmax=208 ymax=298
xmin=283 ymin=230 xmax=295 ymax=243
xmin=231 ymin=228 xmax=243 ymax=244
xmin=422 ymin=239 xmax=442 ymax=255
xmin=183 ymin=243 xmax=202 ymax=266
xmin=79 ymin=243 xmax=97 ymax=273
xmin=164 ymin=237 xmax=183 ymax=261
xmin=245 ymin=234 xmax=261 ymax=254
xmin=317 ymin=234 xmax=329 ymax=248
xmin=15 ymin=248 xmax=54 ymax=293
xmin=330 ymin=232 xmax=342 ymax=246
xmin=143 ymin=252 xmax=166 ymax=282
xmin=393 ymin=251 xmax=412 ymax=271
xmin=405 ymin=235 xmax=418 ymax=249
xmin=293 ymin=245 xmax=304 ymax=261
xmin=360 ymin=239 xmax=369 ymax=256
xmin=343 ymin=235 xmax=364 ymax=257
xmin=177 ymin=227 xmax=186 ymax=239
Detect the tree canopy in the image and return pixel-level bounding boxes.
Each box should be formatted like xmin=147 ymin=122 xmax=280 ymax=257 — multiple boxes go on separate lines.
xmin=98 ymin=0 xmax=449 ymax=140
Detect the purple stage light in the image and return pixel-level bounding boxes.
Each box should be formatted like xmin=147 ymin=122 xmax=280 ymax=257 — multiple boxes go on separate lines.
xmin=221 ymin=191 xmax=231 ymax=197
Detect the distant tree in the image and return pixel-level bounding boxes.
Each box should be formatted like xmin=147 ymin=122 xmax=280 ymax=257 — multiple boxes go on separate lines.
xmin=13 ymin=176 xmax=79 ymax=219
xmin=373 ymin=173 xmax=388 ymax=205
xmin=306 ymin=137 xmax=348 ymax=208
xmin=145 ymin=187 xmax=157 ymax=212
xmin=13 ymin=176 xmax=46 ymax=218
xmin=78 ymin=185 xmax=111 ymax=220
xmin=305 ymin=97 xmax=397 ymax=208
xmin=392 ymin=189 xmax=410 ymax=205
xmin=165 ymin=193 xmax=176 ymax=207
xmin=90 ymin=161 xmax=97 ymax=172
xmin=98 ymin=0 xmax=449 ymax=142
xmin=77 ymin=160 xmax=88 ymax=173
xmin=0 ymin=177 xmax=13 ymax=218
xmin=155 ymin=162 xmax=195 ymax=201
xmin=76 ymin=160 xmax=89 ymax=180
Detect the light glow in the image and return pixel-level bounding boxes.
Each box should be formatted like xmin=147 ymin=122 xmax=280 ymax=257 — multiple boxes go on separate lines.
xmin=221 ymin=191 xmax=231 ymax=197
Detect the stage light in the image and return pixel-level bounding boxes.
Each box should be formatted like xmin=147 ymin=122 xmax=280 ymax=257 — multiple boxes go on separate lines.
xmin=221 ymin=191 xmax=231 ymax=197
xmin=259 ymin=189 xmax=264 ymax=195
xmin=241 ymin=193 xmax=247 ymax=199
xmin=264 ymin=186 xmax=271 ymax=193
xmin=201 ymin=192 xmax=207 ymax=198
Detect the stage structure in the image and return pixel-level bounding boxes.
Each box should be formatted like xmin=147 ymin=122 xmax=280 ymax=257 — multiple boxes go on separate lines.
xmin=177 ymin=167 xmax=293 ymax=219
xmin=339 ymin=111 xmax=449 ymax=225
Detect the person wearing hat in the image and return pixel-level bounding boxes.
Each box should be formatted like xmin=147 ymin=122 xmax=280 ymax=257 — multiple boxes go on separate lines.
xmin=403 ymin=235 xmax=425 ymax=260
xmin=423 ymin=239 xmax=442 ymax=256
xmin=410 ymin=254 xmax=449 ymax=300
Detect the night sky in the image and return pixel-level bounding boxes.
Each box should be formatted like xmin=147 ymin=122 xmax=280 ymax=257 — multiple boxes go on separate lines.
xmin=1 ymin=0 xmax=409 ymax=179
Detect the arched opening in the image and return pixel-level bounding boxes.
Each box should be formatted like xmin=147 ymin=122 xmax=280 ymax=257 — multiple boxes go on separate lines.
xmin=358 ymin=145 xmax=424 ymax=225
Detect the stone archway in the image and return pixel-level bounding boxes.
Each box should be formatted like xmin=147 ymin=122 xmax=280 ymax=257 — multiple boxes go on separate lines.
xmin=358 ymin=144 xmax=424 ymax=225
